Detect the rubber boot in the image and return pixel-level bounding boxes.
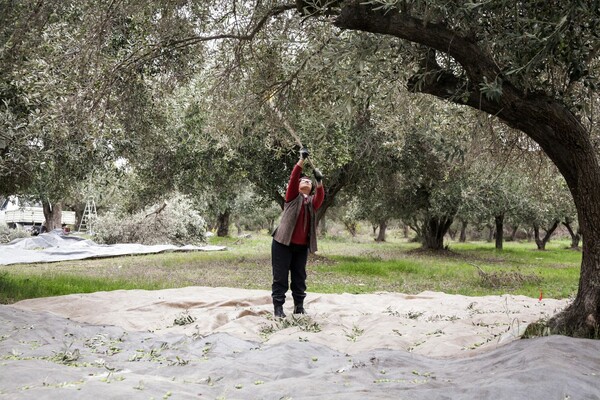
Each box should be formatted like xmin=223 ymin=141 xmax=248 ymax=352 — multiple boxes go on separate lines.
xmin=293 ymin=302 xmax=306 ymax=314
xmin=274 ymin=304 xmax=286 ymax=318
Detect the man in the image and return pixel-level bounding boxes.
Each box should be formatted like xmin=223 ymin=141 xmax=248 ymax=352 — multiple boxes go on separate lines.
xmin=271 ymin=147 xmax=324 ymax=318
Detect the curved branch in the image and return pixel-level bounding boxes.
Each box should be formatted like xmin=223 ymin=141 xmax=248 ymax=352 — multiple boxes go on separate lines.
xmin=112 ymin=3 xmax=298 ymax=77
xmin=334 ymin=2 xmax=498 ymax=82
xmin=91 ymin=3 xmax=298 ymax=113
xmin=333 ymin=1 xmax=590 ymax=190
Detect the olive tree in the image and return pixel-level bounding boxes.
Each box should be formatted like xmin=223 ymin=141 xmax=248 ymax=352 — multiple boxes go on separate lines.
xmin=1 ymin=0 xmax=203 ymax=229
xmin=518 ymin=158 xmax=578 ymax=250
xmin=289 ymin=0 xmax=599 ymax=336
xmin=142 ymin=0 xmax=590 ymax=332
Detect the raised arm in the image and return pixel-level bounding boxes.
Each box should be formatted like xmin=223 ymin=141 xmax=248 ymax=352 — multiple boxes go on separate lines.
xmin=312 ymin=168 xmax=324 ymax=210
xmin=285 ymin=148 xmax=309 ymax=202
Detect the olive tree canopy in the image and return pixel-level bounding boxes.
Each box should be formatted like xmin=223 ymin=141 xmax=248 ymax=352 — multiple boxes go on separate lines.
xmin=220 ymin=0 xmax=598 ymax=337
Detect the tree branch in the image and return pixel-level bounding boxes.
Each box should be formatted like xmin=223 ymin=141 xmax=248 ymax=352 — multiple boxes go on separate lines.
xmin=333 ymin=1 xmax=589 ymax=190
xmin=113 ymin=3 xmax=298 ymax=75
xmin=92 ymin=3 xmax=298 ymax=113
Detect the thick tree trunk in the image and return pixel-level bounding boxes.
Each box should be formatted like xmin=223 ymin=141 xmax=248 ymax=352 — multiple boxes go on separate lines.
xmin=42 ymin=200 xmax=62 ymax=231
xmin=334 ymin=2 xmax=600 ymax=336
xmin=375 ymin=219 xmax=387 ymax=242
xmin=495 ymin=214 xmax=504 ymax=250
xmin=403 ymin=223 xmax=409 ymax=238
xmin=533 ymin=225 xmax=544 ymax=250
xmin=534 ymin=221 xmax=559 ymax=251
xmin=422 ymin=216 xmax=453 ymax=250
xmin=459 ymin=219 xmax=467 ymax=243
xmin=216 ymin=210 xmax=230 ymax=237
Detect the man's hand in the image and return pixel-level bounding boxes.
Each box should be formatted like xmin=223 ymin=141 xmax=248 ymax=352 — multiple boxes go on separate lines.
xmin=313 ymin=168 xmax=323 ymax=183
xmin=299 ymin=147 xmax=310 ymax=160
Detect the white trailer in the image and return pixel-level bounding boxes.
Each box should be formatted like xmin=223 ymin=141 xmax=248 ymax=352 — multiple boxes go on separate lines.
xmin=0 ymin=197 xmax=76 ymax=228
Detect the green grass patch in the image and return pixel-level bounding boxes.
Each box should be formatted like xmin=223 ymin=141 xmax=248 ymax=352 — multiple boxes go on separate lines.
xmin=0 ymin=271 xmax=164 ymax=303
xmin=453 ymin=240 xmax=581 ymax=267
xmin=309 ymin=238 xmax=579 ymax=298
xmin=0 ymin=233 xmax=582 ymax=303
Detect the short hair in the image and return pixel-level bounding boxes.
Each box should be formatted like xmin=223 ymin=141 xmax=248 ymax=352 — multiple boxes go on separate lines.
xmin=299 ymin=175 xmax=314 ymax=194
xmin=299 ymin=175 xmax=312 ymax=183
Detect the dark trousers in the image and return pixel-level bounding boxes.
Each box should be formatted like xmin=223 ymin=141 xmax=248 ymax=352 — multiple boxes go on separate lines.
xmin=271 ymin=239 xmax=308 ymax=306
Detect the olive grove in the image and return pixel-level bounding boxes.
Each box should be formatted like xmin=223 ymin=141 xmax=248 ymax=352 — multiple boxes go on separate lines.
xmin=2 ymin=0 xmax=599 ymax=336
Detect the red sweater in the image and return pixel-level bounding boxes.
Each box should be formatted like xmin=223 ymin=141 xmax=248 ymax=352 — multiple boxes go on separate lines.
xmin=285 ymin=164 xmax=324 ymax=246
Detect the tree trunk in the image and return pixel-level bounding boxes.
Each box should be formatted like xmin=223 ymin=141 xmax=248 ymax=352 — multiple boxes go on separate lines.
xmin=344 ymin=221 xmax=357 ymax=237
xmin=563 ymin=218 xmax=581 ymax=249
xmin=486 ymin=223 xmax=494 ymax=243
xmin=216 ymin=210 xmax=230 ymax=237
xmin=534 ymin=221 xmax=560 ymax=250
xmin=403 ymin=223 xmax=409 ymax=238
xmin=315 ymin=161 xmax=354 ymax=226
xmin=408 ymin=219 xmax=422 ymax=243
xmin=333 ymin=2 xmax=600 ymax=336
xmin=459 ymin=219 xmax=467 ymax=243
xmin=494 ymin=214 xmax=504 ymax=250
xmin=509 ymin=225 xmax=519 ymax=241
xmin=319 ymin=214 xmax=327 ymax=236
xmin=42 ymin=200 xmax=62 ymax=231
xmin=375 ymin=219 xmax=387 ymax=242
xmin=268 ymin=218 xmax=275 ymax=234
xmin=533 ymin=224 xmax=544 ymax=250
xmin=422 ymin=216 xmax=453 ymax=250
xmin=447 ymin=228 xmax=457 ymax=240
xmin=572 ymin=229 xmax=582 ymax=249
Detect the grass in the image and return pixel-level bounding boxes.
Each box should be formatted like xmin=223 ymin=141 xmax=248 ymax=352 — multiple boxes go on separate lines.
xmin=0 ymin=231 xmax=582 ymax=304
xmin=0 ymin=272 xmax=164 ymax=304
xmin=308 ymin=235 xmax=580 ymax=298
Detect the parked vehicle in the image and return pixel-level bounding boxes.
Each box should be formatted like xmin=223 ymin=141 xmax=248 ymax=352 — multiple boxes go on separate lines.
xmin=0 ymin=196 xmax=76 ymax=229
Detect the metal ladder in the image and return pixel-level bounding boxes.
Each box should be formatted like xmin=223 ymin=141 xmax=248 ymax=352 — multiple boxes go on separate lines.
xmin=78 ymin=198 xmax=97 ymax=233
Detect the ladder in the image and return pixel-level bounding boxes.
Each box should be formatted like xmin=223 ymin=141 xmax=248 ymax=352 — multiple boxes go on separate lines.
xmin=78 ymin=198 xmax=97 ymax=233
